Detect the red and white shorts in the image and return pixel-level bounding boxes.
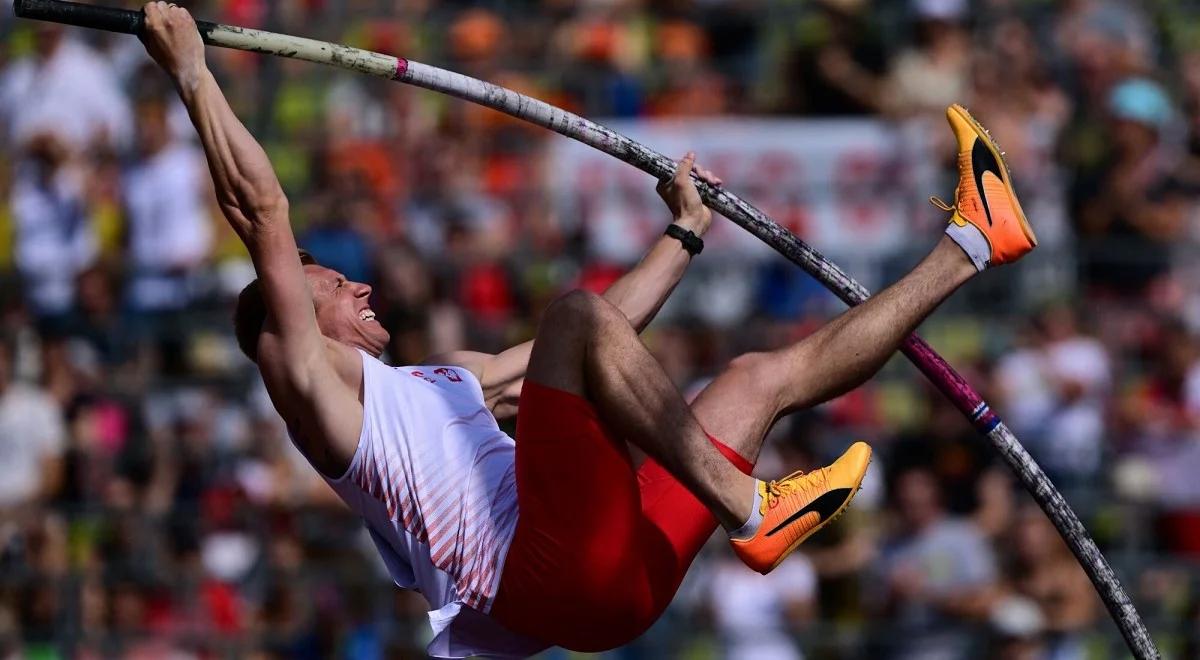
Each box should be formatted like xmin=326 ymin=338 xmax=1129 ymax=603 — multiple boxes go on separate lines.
xmin=489 ymin=380 xmax=753 ymax=652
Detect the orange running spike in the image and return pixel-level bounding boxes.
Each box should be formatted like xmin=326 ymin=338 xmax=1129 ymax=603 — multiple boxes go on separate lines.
xmin=730 ymin=442 xmax=871 ymax=574
xmin=935 ymin=104 xmax=1037 ymax=269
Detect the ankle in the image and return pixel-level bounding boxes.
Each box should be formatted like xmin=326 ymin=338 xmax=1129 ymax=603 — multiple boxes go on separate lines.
xmin=938 ymin=231 xmax=985 ymax=277
xmin=728 ymin=481 xmax=765 ymax=540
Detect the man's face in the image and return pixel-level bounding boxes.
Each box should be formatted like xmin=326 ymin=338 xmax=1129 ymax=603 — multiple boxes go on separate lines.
xmin=305 ymin=265 xmax=389 ymax=357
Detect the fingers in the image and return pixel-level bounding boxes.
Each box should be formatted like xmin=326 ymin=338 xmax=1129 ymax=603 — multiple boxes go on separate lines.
xmin=673 ymin=151 xmax=723 ymax=187
xmin=143 ymin=1 xmax=194 ymax=27
xmin=694 ymin=164 xmax=723 ymax=187
xmin=674 ymin=151 xmax=696 ymax=184
xmin=659 ymin=152 xmax=723 ymax=198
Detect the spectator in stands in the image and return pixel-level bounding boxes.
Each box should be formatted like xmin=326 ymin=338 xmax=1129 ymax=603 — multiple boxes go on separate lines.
xmin=1119 ymin=320 xmax=1200 ymax=557
xmin=967 ymin=17 xmax=1070 ymax=212
xmin=548 ymin=2 xmax=647 ymax=117
xmin=783 ymin=0 xmax=887 ymax=116
xmin=1071 ymin=77 xmax=1190 ymax=293
xmin=0 ymin=337 xmax=66 ymax=510
xmin=9 ymin=134 xmax=97 ymax=325
xmin=122 ymin=91 xmax=214 ymax=313
xmin=874 ymin=466 xmax=998 ymax=660
xmin=985 ymin=594 xmax=1047 ymax=660
xmin=63 ymin=264 xmax=137 ymax=371
xmin=298 ymin=210 xmax=373 ymax=290
xmin=701 ymin=550 xmax=817 ymax=660
xmin=883 ymin=0 xmax=971 ymax=117
xmin=1178 ymin=47 xmax=1200 ymax=186
xmin=0 ymin=23 xmax=131 ymax=153
xmin=1004 ymin=503 xmax=1099 ymax=660
xmin=996 ymin=305 xmax=1110 ymax=482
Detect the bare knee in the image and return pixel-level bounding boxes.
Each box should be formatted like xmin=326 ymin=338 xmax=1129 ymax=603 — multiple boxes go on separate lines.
xmin=547 ymin=288 xmax=604 ymax=315
xmin=698 ymin=352 xmax=785 ymax=410
xmin=737 ymin=344 xmax=829 ymax=414
xmin=723 ymin=351 xmax=792 ymax=411
xmin=543 ymin=289 xmax=623 ymax=333
xmin=726 ymin=351 xmax=778 ymax=388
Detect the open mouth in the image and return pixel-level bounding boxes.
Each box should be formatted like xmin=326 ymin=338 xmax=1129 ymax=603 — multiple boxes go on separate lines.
xmin=359 ymin=308 xmax=376 ymax=322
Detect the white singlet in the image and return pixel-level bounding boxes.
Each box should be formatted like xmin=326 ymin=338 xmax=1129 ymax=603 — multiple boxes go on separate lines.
xmin=321 ymin=350 xmax=546 ymax=658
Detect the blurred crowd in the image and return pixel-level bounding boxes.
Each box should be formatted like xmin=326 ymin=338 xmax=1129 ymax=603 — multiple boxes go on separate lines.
xmin=4 ymin=0 xmax=1200 ymax=657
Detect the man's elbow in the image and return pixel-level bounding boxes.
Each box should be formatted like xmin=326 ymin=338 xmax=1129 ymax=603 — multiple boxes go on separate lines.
xmin=222 ymin=177 xmax=288 ymax=224
xmin=223 ymin=193 xmax=289 ymax=235
xmin=246 ymin=190 xmax=289 ymax=225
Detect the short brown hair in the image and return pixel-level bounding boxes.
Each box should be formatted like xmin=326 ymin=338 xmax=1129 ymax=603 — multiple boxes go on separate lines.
xmin=234 ymin=250 xmax=318 ymax=362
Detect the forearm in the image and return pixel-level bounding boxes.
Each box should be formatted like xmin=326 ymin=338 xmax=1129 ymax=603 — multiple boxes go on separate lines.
xmin=466 ymin=153 xmax=715 ymax=414
xmin=175 ymin=65 xmax=287 ymax=240
xmin=140 ymin=1 xmax=321 ymax=374
xmin=601 ymin=233 xmax=692 ymax=332
xmin=457 ymin=233 xmax=691 ymax=416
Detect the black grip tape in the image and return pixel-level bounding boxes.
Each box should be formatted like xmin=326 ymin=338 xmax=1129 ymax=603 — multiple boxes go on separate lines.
xmin=13 ymin=0 xmax=219 ymax=40
xmin=13 ymin=0 xmax=144 ymax=34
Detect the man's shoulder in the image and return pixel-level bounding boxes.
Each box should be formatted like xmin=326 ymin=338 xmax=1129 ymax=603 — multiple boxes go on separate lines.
xmin=255 ymin=335 xmax=364 ymax=401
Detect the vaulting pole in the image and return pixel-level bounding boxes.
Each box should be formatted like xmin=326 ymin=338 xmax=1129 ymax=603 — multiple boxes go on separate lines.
xmin=11 ymin=1 xmax=1159 ymax=655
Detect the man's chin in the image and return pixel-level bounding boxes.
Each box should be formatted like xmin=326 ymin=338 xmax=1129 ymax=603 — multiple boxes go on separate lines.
xmin=368 ymin=330 xmax=390 ymax=357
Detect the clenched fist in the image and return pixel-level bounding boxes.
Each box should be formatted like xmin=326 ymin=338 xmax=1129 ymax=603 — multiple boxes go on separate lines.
xmin=139 ymin=2 xmax=206 ymax=88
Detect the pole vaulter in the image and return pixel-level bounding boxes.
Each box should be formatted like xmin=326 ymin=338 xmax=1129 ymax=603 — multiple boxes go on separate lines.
xmin=10 ymin=1 xmax=1159 ymax=656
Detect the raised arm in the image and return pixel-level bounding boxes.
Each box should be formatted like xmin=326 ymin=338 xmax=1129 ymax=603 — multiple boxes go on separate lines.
xmin=439 ymin=154 xmax=719 ymax=417
xmin=603 ymin=152 xmax=718 ymax=332
xmin=140 ymin=4 xmax=361 ymax=475
xmin=140 ymin=3 xmax=323 ymax=378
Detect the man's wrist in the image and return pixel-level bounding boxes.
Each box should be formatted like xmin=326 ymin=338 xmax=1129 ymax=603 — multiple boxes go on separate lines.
xmin=672 ymin=215 xmax=707 ymax=236
xmin=173 ymin=63 xmax=209 ymax=98
xmin=664 ymin=224 xmax=704 ymax=256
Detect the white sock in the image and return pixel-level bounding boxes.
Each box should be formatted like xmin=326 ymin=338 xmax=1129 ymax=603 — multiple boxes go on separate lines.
xmin=728 ymin=481 xmax=765 ymax=541
xmin=945 ymin=221 xmax=990 ymax=272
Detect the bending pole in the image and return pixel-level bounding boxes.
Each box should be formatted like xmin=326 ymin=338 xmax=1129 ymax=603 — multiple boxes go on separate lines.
xmin=11 ymin=1 xmax=1158 ymax=655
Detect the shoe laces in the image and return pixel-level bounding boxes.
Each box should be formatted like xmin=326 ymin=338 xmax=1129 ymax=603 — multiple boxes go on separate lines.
xmin=762 ymin=470 xmax=807 ymax=514
xmin=930 ymin=124 xmax=1011 ymax=217
xmin=929 ymin=195 xmax=955 ymax=213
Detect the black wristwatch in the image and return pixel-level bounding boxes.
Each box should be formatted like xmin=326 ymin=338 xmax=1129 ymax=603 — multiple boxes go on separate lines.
xmin=664 ymin=224 xmax=704 ymax=256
